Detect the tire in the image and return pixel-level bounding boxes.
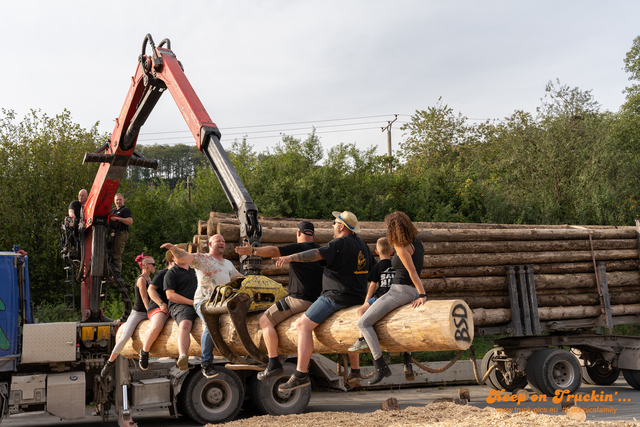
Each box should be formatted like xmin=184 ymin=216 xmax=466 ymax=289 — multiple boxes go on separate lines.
xmin=178 ymin=367 xmax=244 ymax=424
xmin=583 ymin=362 xmax=620 ymax=386
xmin=527 ymin=349 xmax=582 ymax=396
xmin=622 ymin=369 xmax=640 ymax=390
xmin=249 ymin=363 xmax=311 ymax=416
xmin=481 ymin=347 xmax=528 ymax=392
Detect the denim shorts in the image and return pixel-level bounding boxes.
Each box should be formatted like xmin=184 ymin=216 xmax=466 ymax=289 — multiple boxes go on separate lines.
xmin=305 ymin=296 xmax=350 ymax=324
xmin=367 ymin=297 xmax=378 ymax=306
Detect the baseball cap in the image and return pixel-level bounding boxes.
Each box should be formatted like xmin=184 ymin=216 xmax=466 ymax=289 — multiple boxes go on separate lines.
xmin=298 ymin=220 xmax=315 ymax=236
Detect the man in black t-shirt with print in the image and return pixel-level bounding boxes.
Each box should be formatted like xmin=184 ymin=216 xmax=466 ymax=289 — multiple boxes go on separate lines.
xmin=273 ymin=211 xmax=375 ymax=392
xmin=235 ymin=220 xmax=324 ymax=380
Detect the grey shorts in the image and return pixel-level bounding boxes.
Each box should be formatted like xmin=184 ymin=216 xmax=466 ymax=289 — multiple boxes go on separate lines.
xmin=264 ymin=296 xmax=313 ymax=326
xmin=170 ymin=303 xmax=197 ymax=325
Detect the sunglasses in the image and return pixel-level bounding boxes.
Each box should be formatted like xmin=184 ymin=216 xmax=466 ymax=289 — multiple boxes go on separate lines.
xmin=146 ymin=262 xmax=156 ymax=267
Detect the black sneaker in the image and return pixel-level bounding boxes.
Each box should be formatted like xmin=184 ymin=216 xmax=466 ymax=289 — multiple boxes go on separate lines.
xmin=201 ymin=362 xmax=219 ymax=378
xmin=139 ymin=350 xmax=149 ymax=370
xmin=101 ymin=360 xmax=114 ymax=378
xmin=257 ymin=367 xmax=284 ymax=381
xmin=278 ymin=374 xmax=310 ymax=392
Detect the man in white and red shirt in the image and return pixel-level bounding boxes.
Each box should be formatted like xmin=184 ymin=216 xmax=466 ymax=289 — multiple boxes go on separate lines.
xmin=161 ymin=234 xmax=242 ymax=378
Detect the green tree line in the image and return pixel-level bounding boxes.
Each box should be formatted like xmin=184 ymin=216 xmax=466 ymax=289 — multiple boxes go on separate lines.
xmin=1 ymin=36 xmax=640 ymax=307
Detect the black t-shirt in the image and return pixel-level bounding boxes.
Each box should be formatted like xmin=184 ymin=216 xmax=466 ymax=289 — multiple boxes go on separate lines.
xmin=367 ymin=258 xmax=396 ymax=298
xmin=163 ymin=265 xmax=197 ymax=308
xmin=148 ymin=268 xmax=170 ymax=312
xmin=68 ymin=200 xmax=82 ymax=219
xmin=318 ymin=234 xmax=375 ymax=306
xmin=391 ymin=236 xmax=424 ymax=286
xmin=278 ymin=242 xmax=324 ymax=302
xmin=110 ymin=205 xmax=132 ymax=232
xmin=133 ymin=275 xmax=150 ymax=313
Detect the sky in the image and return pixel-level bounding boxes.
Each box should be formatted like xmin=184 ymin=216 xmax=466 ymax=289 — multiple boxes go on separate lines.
xmin=2 ymin=1 xmax=639 ymax=158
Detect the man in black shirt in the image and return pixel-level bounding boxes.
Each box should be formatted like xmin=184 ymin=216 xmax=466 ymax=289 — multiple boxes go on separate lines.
xmin=109 ymin=193 xmax=133 ymax=273
xmin=68 ymin=189 xmax=88 ymax=222
xmin=235 ymin=220 xmax=324 ymax=380
xmin=274 ymin=211 xmax=375 ymax=392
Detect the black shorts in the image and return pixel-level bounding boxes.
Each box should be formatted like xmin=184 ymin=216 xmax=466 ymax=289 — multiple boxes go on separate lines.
xmin=170 ymin=303 xmax=197 ymax=325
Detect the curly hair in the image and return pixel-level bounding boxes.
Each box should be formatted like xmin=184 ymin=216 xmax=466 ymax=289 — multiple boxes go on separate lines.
xmin=385 ymin=211 xmax=418 ymax=247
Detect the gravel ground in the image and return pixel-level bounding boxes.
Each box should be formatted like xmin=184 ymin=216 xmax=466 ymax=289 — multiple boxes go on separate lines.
xmin=214 ymin=402 xmax=640 ymax=427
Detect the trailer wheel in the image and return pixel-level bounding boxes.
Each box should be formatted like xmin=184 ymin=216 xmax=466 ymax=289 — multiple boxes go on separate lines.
xmin=481 ymin=347 xmax=528 ymax=391
xmin=526 ymin=349 xmax=581 ymax=396
xmin=249 ymin=363 xmax=311 ymax=415
xmin=583 ymin=362 xmax=619 ymax=386
xmin=622 ymin=369 xmax=640 ymax=390
xmin=178 ymin=367 xmax=244 ymax=424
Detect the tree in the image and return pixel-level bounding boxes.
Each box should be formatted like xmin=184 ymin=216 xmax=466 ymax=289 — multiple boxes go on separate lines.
xmin=0 ymin=109 xmax=103 ymax=304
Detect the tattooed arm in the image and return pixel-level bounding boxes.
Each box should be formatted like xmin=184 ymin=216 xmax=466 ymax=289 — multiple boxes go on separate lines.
xmin=274 ymin=248 xmax=324 ymax=269
xmin=160 ymin=243 xmax=195 ymax=266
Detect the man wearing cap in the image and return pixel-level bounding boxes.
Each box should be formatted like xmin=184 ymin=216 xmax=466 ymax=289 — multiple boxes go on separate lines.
xmin=161 ymin=235 xmax=242 ymax=378
xmin=273 ymin=211 xmax=376 ymax=392
xmin=235 ymin=220 xmax=324 ymax=380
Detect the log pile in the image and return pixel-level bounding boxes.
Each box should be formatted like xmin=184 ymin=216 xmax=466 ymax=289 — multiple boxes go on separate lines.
xmin=191 ymin=212 xmax=640 ymax=329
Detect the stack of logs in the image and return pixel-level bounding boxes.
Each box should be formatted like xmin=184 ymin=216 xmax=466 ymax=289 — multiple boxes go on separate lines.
xmin=190 ymin=212 xmax=640 ymax=329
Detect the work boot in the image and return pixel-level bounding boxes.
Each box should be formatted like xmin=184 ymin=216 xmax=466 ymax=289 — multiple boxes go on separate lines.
xmin=201 ymin=361 xmax=219 ymax=378
xmin=177 ymin=355 xmax=189 ymax=370
xmin=257 ymin=366 xmax=284 ymax=381
xmin=403 ymin=352 xmax=414 ymax=381
xmin=278 ymin=373 xmax=310 ymax=392
xmin=139 ymin=350 xmax=149 ymax=370
xmin=370 ymin=357 xmax=391 ymax=385
xmin=101 ymin=360 xmax=114 ymax=378
xmin=347 ymin=369 xmax=362 ymax=381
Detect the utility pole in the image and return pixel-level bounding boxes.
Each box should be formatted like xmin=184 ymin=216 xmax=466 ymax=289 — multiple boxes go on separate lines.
xmin=381 ymin=114 xmax=398 ymax=172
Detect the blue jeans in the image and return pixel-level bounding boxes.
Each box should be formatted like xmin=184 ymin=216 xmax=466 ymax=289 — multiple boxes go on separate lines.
xmin=305 ymin=296 xmax=350 ymax=324
xmin=357 ymin=285 xmax=418 ymax=360
xmin=195 ymin=301 xmax=214 ymax=364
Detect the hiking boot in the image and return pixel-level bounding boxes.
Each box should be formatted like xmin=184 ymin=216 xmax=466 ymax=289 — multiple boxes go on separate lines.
xmin=347 ymin=370 xmax=362 ymax=381
xmin=348 ymin=338 xmax=369 ymax=352
xmin=139 ymin=350 xmax=149 ymax=370
xmin=176 ymin=355 xmax=189 ymax=370
xmin=278 ymin=374 xmax=310 ymax=392
xmin=403 ymin=352 xmax=414 ymax=381
xmin=257 ymin=366 xmax=284 ymax=381
xmin=201 ymin=361 xmax=219 ymax=378
xmin=370 ymin=357 xmax=392 ymax=385
xmin=101 ymin=360 xmax=114 ymax=378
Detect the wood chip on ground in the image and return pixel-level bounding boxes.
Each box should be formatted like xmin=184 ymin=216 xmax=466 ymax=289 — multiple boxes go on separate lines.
xmin=214 ymin=402 xmax=640 ymax=427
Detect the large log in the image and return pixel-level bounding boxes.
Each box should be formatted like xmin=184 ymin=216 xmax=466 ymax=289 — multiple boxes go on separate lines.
xmin=420 ymin=228 xmax=636 ymax=242
xmin=472 ymin=303 xmax=640 ymax=326
xmin=423 ymin=249 xmax=638 ymax=268
xmin=117 ymin=300 xmax=474 ymax=358
xmin=422 ymin=239 xmax=637 ymax=254
xmin=420 ymin=260 xmax=639 ymax=278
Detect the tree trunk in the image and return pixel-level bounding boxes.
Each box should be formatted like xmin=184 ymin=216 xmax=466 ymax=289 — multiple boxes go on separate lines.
xmin=117 ymin=299 xmax=473 ymax=358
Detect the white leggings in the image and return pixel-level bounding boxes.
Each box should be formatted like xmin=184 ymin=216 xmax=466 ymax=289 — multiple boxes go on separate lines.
xmin=111 ymin=310 xmax=148 ymax=355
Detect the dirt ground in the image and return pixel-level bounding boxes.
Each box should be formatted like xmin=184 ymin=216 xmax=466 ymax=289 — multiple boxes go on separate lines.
xmin=214 ymin=401 xmax=640 ymax=427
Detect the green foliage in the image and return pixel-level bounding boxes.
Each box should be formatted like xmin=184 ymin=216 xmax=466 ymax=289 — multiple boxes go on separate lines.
xmin=34 ymin=303 xmax=80 ymax=323
xmin=0 ymin=109 xmax=103 ymax=306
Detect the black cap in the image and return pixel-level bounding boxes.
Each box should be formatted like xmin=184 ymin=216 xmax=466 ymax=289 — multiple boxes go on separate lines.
xmin=297 ymin=220 xmax=314 ymax=236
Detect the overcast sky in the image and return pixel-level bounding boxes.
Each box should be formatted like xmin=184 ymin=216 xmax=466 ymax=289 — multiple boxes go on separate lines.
xmin=2 ymin=1 xmax=639 ymax=157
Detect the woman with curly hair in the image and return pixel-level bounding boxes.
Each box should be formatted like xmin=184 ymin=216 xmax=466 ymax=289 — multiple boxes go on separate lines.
xmin=101 ymin=253 xmax=156 ymax=377
xmin=357 ymin=211 xmax=426 ymax=384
